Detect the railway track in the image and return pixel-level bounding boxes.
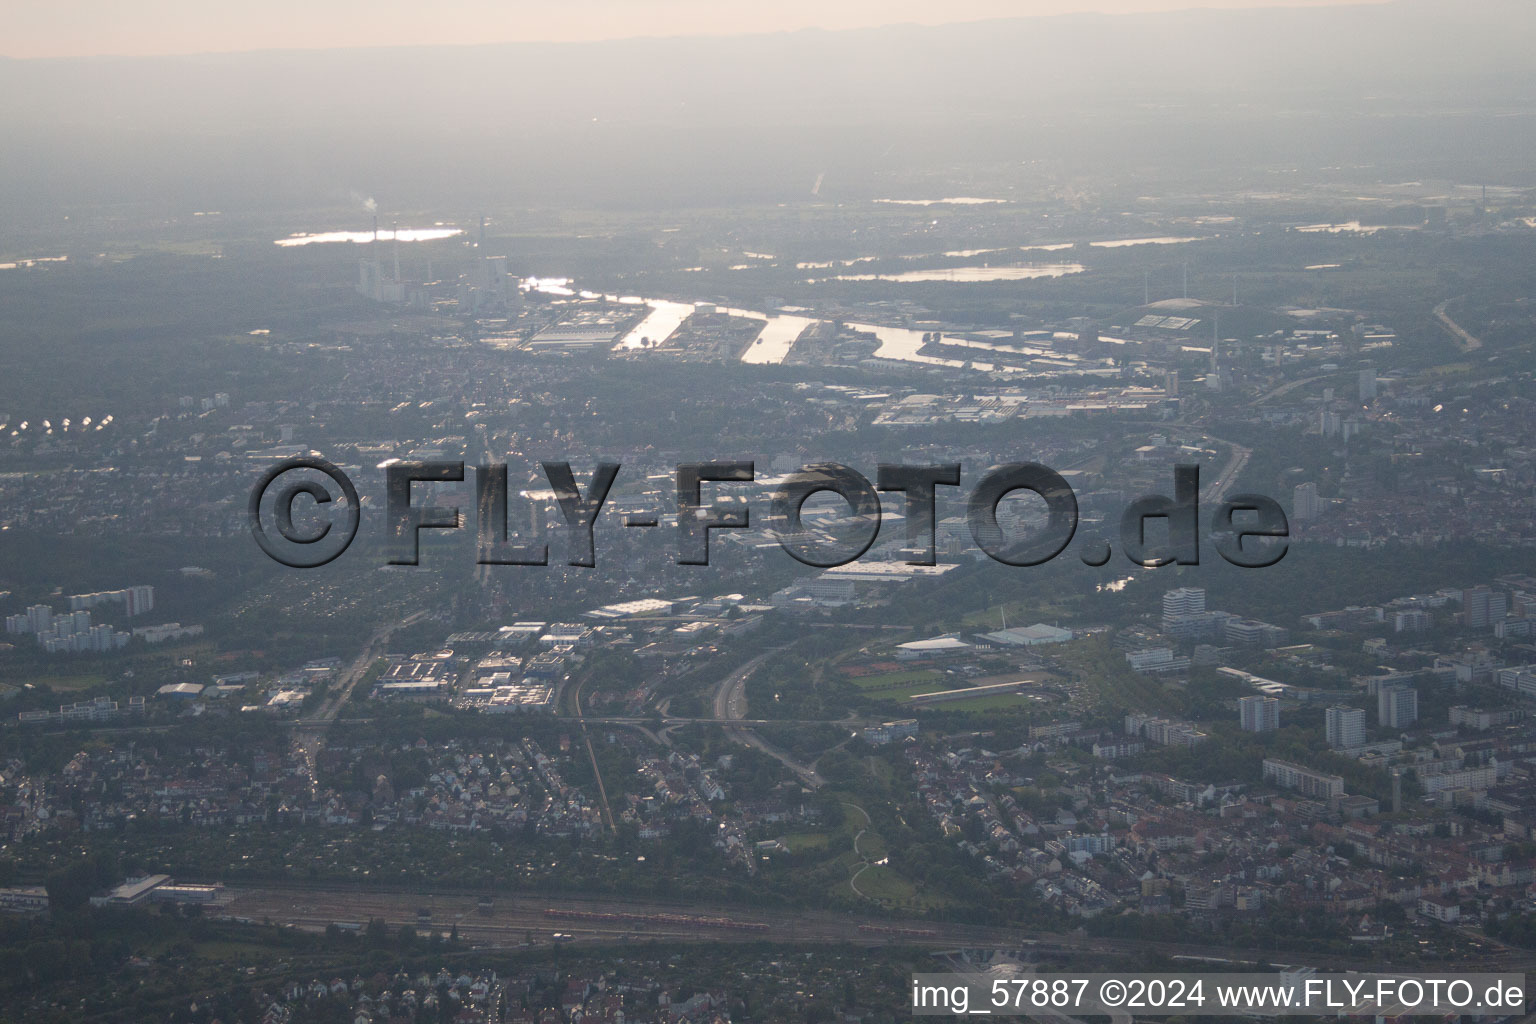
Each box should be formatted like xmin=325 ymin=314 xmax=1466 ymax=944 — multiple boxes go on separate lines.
xmin=219 ymin=883 xmax=1536 ymax=971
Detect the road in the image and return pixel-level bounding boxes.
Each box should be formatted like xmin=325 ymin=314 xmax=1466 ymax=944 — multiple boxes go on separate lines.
xmin=293 ymin=610 xmax=428 ymax=792
xmin=1253 ymin=372 xmax=1330 ymax=406
xmin=303 ymin=610 xmax=429 ymax=728
xmin=1200 ymin=436 xmax=1251 ymax=506
xmin=711 ymin=648 xmax=826 ymax=788
xmin=596 ymin=715 xmax=869 ymax=728
xmin=1434 ymin=298 xmax=1483 ymax=352
xmin=571 ymin=674 xmax=617 ymax=833
xmin=711 ymin=652 xmax=765 ymax=722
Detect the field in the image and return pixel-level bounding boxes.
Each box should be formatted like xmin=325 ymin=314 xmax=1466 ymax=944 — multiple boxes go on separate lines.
xmin=926 ymin=692 xmax=1055 ymax=712
xmin=850 ymin=864 xmax=918 ymax=904
xmin=780 ymin=832 xmax=830 ymax=853
xmin=846 ymin=668 xmax=952 ymax=703
xmin=845 ymin=668 xmax=944 ymax=690
xmin=12 ymin=672 xmax=109 ymax=692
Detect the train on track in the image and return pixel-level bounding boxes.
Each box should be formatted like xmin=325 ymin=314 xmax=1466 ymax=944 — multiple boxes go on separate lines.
xmin=544 ymin=907 xmax=770 ymax=932
xmin=857 ymin=924 xmax=938 ymax=938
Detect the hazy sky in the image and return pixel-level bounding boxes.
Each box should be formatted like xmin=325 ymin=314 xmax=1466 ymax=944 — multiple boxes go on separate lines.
xmin=8 ymin=0 xmax=1386 ymax=59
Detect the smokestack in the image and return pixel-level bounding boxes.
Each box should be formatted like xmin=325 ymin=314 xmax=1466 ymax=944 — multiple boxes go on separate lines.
xmin=479 ymin=215 xmax=486 ymax=248
xmin=372 ymin=215 xmax=378 ymax=243
xmin=393 ymin=223 xmax=401 ymax=283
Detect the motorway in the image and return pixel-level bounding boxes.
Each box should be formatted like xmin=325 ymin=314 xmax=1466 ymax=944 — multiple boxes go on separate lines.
xmin=1435 ymin=298 xmax=1483 ymax=352
xmin=711 ymin=648 xmax=826 ymax=788
xmin=293 ymin=610 xmax=429 ymax=792
xmin=1253 ymin=372 xmax=1330 ymax=406
xmin=571 ymin=674 xmax=617 ymax=832
xmin=712 ymin=654 xmax=758 ymax=723
xmin=1200 ymin=437 xmax=1251 ymax=507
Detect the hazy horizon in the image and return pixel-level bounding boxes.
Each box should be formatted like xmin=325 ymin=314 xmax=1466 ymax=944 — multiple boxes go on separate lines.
xmin=8 ymin=0 xmax=1394 ymax=60
xmin=0 ymin=0 xmax=1531 ymax=234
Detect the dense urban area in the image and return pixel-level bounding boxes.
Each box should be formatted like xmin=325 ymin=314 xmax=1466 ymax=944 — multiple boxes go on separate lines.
xmin=6 ymin=3 xmax=1536 ymax=1021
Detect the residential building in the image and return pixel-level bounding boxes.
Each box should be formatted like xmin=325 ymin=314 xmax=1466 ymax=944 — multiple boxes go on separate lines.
xmin=1326 ymin=706 xmax=1367 ymax=750
xmin=1161 ymin=587 xmax=1205 ymax=628
xmin=1262 ymin=758 xmax=1344 ymax=800
xmin=1293 ymin=481 xmax=1323 ymax=521
xmin=1378 ymin=685 xmax=1419 ymax=729
xmin=1464 ymin=586 xmax=1507 ymax=630
xmin=1239 ymin=694 xmax=1280 ymax=733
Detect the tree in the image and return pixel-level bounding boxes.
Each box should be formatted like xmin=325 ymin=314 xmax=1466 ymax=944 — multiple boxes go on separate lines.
xmin=44 ymin=852 xmax=118 ymax=913
xmin=364 ymin=917 xmax=389 ymax=947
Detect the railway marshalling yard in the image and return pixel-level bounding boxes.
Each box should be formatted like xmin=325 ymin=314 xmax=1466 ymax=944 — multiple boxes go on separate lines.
xmin=218 ymin=883 xmax=1533 ymax=975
